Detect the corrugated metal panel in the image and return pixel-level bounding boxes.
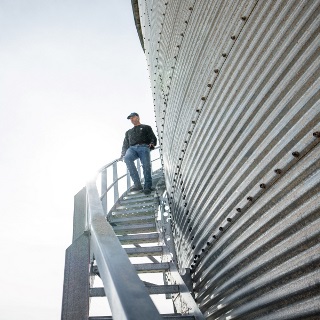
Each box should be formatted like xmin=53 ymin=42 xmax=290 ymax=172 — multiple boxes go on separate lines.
xmin=138 ymin=0 xmax=320 ymax=318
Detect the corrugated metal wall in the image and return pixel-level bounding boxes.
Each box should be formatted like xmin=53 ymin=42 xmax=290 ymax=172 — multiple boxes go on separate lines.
xmin=136 ymin=0 xmax=320 ymax=318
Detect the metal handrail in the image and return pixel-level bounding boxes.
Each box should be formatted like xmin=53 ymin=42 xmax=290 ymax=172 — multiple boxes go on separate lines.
xmin=84 ymin=147 xmax=163 ymax=318
xmin=86 ymin=179 xmax=162 ymax=319
xmin=98 ymin=147 xmax=161 ymax=214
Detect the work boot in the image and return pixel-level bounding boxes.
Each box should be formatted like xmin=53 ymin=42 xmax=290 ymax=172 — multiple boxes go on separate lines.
xmin=130 ymin=184 xmax=143 ymax=192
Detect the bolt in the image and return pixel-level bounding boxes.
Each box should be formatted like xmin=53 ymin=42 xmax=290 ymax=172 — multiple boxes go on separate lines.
xmin=207 ymin=242 xmax=211 ymax=246
xmin=202 ymin=249 xmax=205 ymax=252
xmin=201 ymin=97 xmax=206 ymax=101
xmin=231 ymin=35 xmax=236 ymax=40
xmin=260 ymin=183 xmax=266 ymax=189
xmin=187 ymin=218 xmax=190 ymax=223
xmin=247 ymin=196 xmax=253 ymax=201
xmin=189 ymin=227 xmax=192 ymax=232
xmin=313 ymin=131 xmax=320 ymax=138
xmin=241 ymin=16 xmax=247 ymax=20
xmin=219 ymin=227 xmax=223 ymax=231
xmin=275 ymin=168 xmax=282 ymax=174
xmin=212 ymin=235 xmax=216 ymax=238
xmin=214 ymin=69 xmax=219 ymax=73
xmin=292 ymin=151 xmax=300 ymax=157
xmin=236 ymin=208 xmax=241 ymax=212
xmin=222 ymin=53 xmax=227 ymax=57
xmin=192 ymin=120 xmax=196 ymax=124
xmin=196 ymin=109 xmax=200 ymax=112
xmin=227 ymin=218 xmax=232 ymax=222
xmin=189 ymin=7 xmax=193 ymax=10
xmin=207 ymin=84 xmax=212 ymax=87
xmin=191 ymin=236 xmax=194 ymax=240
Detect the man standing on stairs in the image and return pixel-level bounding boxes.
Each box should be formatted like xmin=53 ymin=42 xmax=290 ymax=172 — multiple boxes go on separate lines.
xmin=120 ymin=112 xmax=157 ymax=195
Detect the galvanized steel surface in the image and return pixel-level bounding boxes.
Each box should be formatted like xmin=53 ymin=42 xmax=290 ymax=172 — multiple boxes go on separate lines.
xmin=86 ymin=180 xmax=162 ymax=319
xmin=135 ymin=0 xmax=320 ymax=318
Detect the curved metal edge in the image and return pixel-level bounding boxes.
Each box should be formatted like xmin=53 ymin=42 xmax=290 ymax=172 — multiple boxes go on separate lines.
xmin=131 ymin=0 xmax=145 ymax=51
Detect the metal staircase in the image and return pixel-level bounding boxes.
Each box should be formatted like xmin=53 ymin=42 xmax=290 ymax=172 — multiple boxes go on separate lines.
xmin=61 ymin=152 xmax=204 ymax=320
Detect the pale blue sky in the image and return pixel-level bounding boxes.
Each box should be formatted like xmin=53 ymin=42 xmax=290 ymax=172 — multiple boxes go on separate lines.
xmin=0 ymin=1 xmax=156 ymax=318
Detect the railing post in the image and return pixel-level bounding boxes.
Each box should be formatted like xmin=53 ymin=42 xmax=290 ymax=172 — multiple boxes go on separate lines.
xmin=137 ymin=159 xmax=141 ymax=179
xmin=127 ymin=168 xmax=131 ymax=190
xmin=101 ymin=169 xmax=107 ymax=214
xmin=113 ymin=162 xmax=119 ymax=204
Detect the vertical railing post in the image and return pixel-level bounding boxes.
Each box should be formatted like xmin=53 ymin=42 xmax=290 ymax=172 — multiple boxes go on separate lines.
xmin=101 ymin=168 xmax=107 ymax=214
xmin=137 ymin=159 xmax=141 ymax=179
xmin=127 ymin=168 xmax=131 ymax=190
xmin=113 ymin=162 xmax=119 ymax=204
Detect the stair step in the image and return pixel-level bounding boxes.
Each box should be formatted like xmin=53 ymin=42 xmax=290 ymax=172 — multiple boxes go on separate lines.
xmin=146 ymin=284 xmax=180 ymax=295
xmin=113 ymin=223 xmax=156 ymax=235
xmin=134 ymin=262 xmax=170 ymax=273
xmin=89 ymin=315 xmax=195 ymax=320
xmin=117 ymin=233 xmax=159 ymax=244
xmin=125 ymin=245 xmax=163 ymax=257
xmin=90 ymin=284 xmax=179 ymax=297
xmin=110 ymin=214 xmax=155 ymax=225
xmin=119 ymin=197 xmax=155 ymax=206
xmin=116 ymin=202 xmax=154 ymax=210
xmin=123 ymin=192 xmax=155 ymax=200
xmin=111 ymin=206 xmax=154 ymax=217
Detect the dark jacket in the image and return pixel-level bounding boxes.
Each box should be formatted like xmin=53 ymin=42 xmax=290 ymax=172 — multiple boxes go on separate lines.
xmin=121 ymin=124 xmax=157 ymax=157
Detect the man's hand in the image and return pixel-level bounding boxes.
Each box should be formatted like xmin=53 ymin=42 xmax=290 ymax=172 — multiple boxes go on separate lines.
xmin=118 ymin=156 xmax=124 ymax=162
xmin=149 ymin=144 xmax=155 ymax=150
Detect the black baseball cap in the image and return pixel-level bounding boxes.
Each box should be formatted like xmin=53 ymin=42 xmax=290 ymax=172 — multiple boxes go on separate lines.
xmin=127 ymin=112 xmax=139 ymax=119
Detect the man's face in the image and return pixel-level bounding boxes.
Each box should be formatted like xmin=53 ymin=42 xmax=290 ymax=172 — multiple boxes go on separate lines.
xmin=130 ymin=115 xmax=140 ymax=125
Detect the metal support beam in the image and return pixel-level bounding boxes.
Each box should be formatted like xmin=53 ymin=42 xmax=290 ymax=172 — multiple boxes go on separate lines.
xmin=101 ymin=169 xmax=107 ymax=214
xmin=61 ymin=233 xmax=90 ymax=320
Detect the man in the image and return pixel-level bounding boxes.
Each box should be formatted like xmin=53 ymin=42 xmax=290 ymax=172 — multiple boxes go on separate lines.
xmin=121 ymin=112 xmax=157 ymax=195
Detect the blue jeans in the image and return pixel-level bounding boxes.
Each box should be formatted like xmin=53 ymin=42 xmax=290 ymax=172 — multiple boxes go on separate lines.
xmin=124 ymin=145 xmax=152 ymax=189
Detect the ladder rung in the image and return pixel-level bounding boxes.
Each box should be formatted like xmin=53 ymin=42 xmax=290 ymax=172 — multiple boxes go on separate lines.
xmin=125 ymin=246 xmax=163 ymax=257
xmin=117 ymin=233 xmax=159 ymax=244
xmin=134 ymin=262 xmax=170 ymax=273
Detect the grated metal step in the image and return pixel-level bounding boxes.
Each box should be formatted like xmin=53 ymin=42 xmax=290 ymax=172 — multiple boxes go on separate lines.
xmin=111 ymin=206 xmax=155 ymax=217
xmin=109 ymin=214 xmax=155 ymax=225
xmin=134 ymin=262 xmax=170 ymax=273
xmin=124 ymin=245 xmax=163 ymax=257
xmin=123 ymin=192 xmax=156 ymax=200
xmin=119 ymin=197 xmax=155 ymax=205
xmin=113 ymin=223 xmax=157 ymax=235
xmin=117 ymin=233 xmax=159 ymax=244
xmin=89 ymin=315 xmax=195 ymax=320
